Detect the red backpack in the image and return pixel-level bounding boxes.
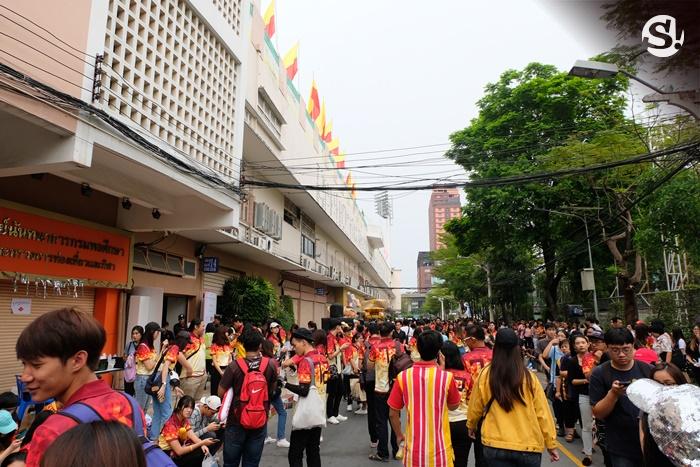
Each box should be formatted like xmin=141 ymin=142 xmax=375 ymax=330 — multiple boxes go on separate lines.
xmin=236 ymin=357 xmax=270 ymax=430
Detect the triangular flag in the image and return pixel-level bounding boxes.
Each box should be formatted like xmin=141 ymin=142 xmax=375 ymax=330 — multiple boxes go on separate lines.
xmin=334 ymin=150 xmax=346 ymax=169
xmin=316 ymin=99 xmax=326 ymax=135
xmin=283 ymin=42 xmax=299 ymax=81
xmin=323 ymin=119 xmax=333 ymax=143
xmin=328 ymin=137 xmax=340 ymax=156
xmin=306 ymin=80 xmax=320 ymax=121
xmin=263 ymin=0 xmax=275 ymax=38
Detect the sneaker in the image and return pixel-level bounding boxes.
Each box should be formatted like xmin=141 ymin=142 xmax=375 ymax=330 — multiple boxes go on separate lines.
xmin=347 ymin=404 xmax=354 ymax=412
xmin=320 ymin=435 xmax=323 ymax=443
xmin=336 ymin=414 xmax=348 ymax=422
xmin=327 ymin=416 xmax=340 ymax=425
xmin=355 ymin=409 xmax=367 ymax=415
xmin=276 ymin=439 xmax=290 ymax=448
xmin=264 ymin=436 xmax=277 ymax=445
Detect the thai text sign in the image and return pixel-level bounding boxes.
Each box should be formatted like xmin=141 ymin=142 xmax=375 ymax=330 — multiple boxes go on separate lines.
xmin=0 ymin=203 xmax=132 ymax=287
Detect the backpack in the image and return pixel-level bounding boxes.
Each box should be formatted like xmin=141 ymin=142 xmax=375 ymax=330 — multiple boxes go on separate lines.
xmin=124 ymin=353 xmax=136 ymax=383
xmin=58 ymin=393 xmax=175 ymax=467
xmin=236 ymin=357 xmax=270 ymax=430
xmin=389 ymin=342 xmax=413 ymax=382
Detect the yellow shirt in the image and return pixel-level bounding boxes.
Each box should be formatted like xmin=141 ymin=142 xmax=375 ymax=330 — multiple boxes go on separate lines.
xmin=467 ymin=367 xmax=557 ymax=452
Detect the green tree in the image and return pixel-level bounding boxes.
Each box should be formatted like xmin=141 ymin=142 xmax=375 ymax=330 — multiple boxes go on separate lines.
xmin=446 ymin=63 xmax=628 ymax=318
xmin=220 ymin=276 xmax=280 ymax=325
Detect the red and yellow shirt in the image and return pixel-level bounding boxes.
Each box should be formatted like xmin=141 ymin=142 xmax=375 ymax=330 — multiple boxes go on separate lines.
xmin=293 ymin=350 xmax=329 ymax=396
xmin=210 ymin=343 xmax=232 ymax=368
xmin=388 ymin=362 xmax=461 ymax=467
xmin=135 ymin=343 xmax=157 ymax=375
xmin=462 ymin=346 xmax=493 ymax=383
xmin=182 ymin=334 xmax=206 ymax=376
xmin=370 ymin=337 xmax=398 ymax=393
xmin=158 ymin=413 xmax=191 ymax=453
xmin=447 ymin=368 xmax=472 ymax=422
xmin=24 ymin=381 xmax=146 ymax=467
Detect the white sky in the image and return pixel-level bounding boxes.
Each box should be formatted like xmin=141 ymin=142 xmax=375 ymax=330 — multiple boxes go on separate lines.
xmin=273 ymin=0 xmax=601 ymax=288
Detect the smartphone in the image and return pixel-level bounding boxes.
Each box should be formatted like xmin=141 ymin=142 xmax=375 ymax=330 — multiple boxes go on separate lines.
xmin=618 ymin=380 xmax=632 ymax=387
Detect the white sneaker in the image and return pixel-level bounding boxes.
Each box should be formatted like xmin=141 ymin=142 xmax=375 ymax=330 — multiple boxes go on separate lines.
xmin=320 ymin=435 xmax=324 ymax=443
xmin=327 ymin=416 xmax=340 ymax=425
xmin=276 ymin=439 xmax=290 ymax=448
xmin=355 ymin=409 xmax=367 ymax=415
xmin=336 ymin=414 xmax=348 ymax=422
xmin=264 ymin=436 xmax=276 ymax=445
xmin=347 ymin=404 xmax=354 ymax=412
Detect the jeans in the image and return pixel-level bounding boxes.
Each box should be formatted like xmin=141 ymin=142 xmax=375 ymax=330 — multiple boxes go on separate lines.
xmin=224 ymin=423 xmax=267 ymax=467
xmin=325 ymin=377 xmax=342 ymax=418
xmin=608 ymin=454 xmax=640 ymax=467
xmin=270 ymin=393 xmax=288 ymax=440
xmin=374 ymin=393 xmax=398 ymax=459
xmin=467 ymin=435 xmax=486 ymax=467
xmin=134 ymin=374 xmax=151 ymax=413
xmin=482 ymin=446 xmax=542 ymax=467
xmin=210 ymin=366 xmax=226 ymax=397
xmin=288 ymin=427 xmax=322 ymax=467
xmin=449 ymin=420 xmax=469 ymax=467
xmin=149 ymin=371 xmax=172 ymax=440
xmin=578 ymin=394 xmax=593 ymax=456
xmin=365 ymin=380 xmax=378 ymax=444
xmin=201 ymin=431 xmax=222 ymax=456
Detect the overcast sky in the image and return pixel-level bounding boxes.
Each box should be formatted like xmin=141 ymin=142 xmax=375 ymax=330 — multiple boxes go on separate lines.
xmin=273 ymin=0 xmax=602 ymax=289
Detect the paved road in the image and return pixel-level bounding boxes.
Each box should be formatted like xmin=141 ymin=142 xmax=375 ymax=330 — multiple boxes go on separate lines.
xmin=259 ymin=405 xmax=601 ymax=467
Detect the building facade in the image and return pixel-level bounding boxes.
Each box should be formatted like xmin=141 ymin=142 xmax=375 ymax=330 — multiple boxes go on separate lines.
xmin=0 ymin=0 xmax=392 ymax=391
xmin=416 ymin=251 xmax=433 ymax=293
xmin=428 ymin=187 xmax=461 ymax=251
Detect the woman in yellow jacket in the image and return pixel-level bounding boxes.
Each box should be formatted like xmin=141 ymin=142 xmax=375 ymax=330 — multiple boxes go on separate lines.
xmin=467 ymin=328 xmax=560 ymax=466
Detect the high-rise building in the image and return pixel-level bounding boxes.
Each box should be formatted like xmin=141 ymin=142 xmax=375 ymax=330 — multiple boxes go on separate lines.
xmin=417 ymin=251 xmax=433 ymax=293
xmin=429 ymin=188 xmax=461 ymax=250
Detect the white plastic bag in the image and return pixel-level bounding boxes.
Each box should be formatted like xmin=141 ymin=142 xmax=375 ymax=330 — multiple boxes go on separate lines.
xmin=218 ymin=387 xmax=233 ymax=422
xmin=291 ymin=357 xmax=327 ymax=430
xmin=202 ymin=454 xmax=218 ymax=467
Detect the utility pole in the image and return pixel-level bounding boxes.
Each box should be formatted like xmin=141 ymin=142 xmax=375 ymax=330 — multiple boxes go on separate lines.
xmin=484 ymin=264 xmax=494 ymax=322
xmin=438 ymin=297 xmax=445 ymax=321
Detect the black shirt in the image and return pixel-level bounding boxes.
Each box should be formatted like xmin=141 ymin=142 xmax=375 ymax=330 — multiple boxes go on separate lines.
xmin=562 ymin=354 xmax=589 ymax=400
xmin=589 ymin=360 xmax=651 ymax=461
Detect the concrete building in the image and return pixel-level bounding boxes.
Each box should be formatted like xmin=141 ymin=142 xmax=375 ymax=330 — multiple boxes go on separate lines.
xmin=417 ymin=251 xmax=433 ymax=293
xmin=0 ymin=0 xmax=392 ymax=391
xmin=428 ymin=187 xmax=461 ymax=251
xmin=401 ymin=292 xmax=427 ymax=316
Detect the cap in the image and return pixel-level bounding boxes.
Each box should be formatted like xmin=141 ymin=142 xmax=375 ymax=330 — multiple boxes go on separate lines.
xmin=587 ymin=330 xmax=605 ymax=341
xmin=178 ymin=314 xmax=185 ymax=320
xmin=495 ymin=328 xmax=519 ymax=348
xmin=269 ymin=321 xmax=280 ymax=328
xmin=0 ymin=409 xmax=17 ymax=435
xmin=340 ymin=322 xmax=351 ymax=331
xmin=291 ymin=327 xmax=314 ymax=343
xmin=200 ymin=395 xmax=222 ymax=410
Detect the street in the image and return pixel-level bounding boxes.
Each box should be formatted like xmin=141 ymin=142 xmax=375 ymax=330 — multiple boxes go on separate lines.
xmin=260 ymin=406 xmax=600 ymax=467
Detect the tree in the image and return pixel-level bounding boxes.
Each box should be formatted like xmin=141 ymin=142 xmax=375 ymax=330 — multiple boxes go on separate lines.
xmin=220 ymin=276 xmax=280 ymax=325
xmin=447 ymin=62 xmax=629 ymax=318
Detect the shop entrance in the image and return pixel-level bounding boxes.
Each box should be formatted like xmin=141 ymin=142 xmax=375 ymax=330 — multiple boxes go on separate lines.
xmin=163 ymin=295 xmax=188 ymax=328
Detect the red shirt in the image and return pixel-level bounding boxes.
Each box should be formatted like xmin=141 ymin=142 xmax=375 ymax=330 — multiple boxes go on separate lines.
xmin=25 ymin=380 xmax=145 ymax=467
xmin=462 ymin=346 xmax=493 ymax=382
xmin=388 ymin=362 xmax=461 ymax=467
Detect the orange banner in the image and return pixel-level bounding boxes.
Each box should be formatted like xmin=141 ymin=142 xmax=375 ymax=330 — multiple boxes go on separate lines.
xmin=0 ymin=203 xmax=132 ymax=287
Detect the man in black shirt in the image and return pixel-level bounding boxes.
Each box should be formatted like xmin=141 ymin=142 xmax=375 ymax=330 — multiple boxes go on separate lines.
xmin=589 ymin=328 xmax=651 ymax=467
xmin=173 ymin=314 xmax=187 ymax=335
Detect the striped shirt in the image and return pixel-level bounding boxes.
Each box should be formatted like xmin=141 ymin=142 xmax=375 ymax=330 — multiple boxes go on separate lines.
xmin=387 ymin=361 xmax=461 ymax=467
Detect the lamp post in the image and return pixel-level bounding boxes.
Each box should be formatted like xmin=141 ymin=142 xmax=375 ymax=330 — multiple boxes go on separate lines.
xmin=569 ymin=60 xmax=700 ymax=119
xmin=535 ymin=208 xmax=599 ymax=320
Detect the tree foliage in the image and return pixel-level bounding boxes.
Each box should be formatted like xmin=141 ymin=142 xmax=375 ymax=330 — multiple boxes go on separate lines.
xmin=220 ymin=276 xmax=280 ymax=325
xmin=446 ymin=62 xmax=629 ymax=319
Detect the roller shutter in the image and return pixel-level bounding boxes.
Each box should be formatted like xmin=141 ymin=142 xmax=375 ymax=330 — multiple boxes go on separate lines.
xmin=0 ymin=281 xmax=95 ymax=391
xmin=202 ymin=268 xmax=242 ymax=295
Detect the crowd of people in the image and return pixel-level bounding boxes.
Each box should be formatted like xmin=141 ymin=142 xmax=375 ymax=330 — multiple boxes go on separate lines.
xmin=0 ymin=307 xmax=698 ymax=467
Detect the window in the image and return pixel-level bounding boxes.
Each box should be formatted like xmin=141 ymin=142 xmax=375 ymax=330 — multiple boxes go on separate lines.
xmin=258 ymin=93 xmax=282 ymax=136
xmin=284 ymin=198 xmax=299 ymax=228
xmin=301 ymin=235 xmax=315 ymax=257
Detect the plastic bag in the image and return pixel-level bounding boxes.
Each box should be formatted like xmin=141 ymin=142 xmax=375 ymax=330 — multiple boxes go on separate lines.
xmin=218 ymin=387 xmax=233 ymax=422
xmin=292 ymin=384 xmax=327 ymax=430
xmin=201 ymin=454 xmax=218 ymax=467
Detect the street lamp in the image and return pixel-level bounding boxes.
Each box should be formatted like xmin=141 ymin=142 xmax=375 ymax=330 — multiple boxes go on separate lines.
xmin=535 ymin=208 xmax=599 ymax=320
xmin=569 ymin=60 xmax=700 ymax=119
